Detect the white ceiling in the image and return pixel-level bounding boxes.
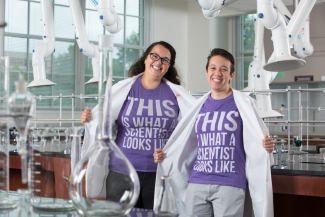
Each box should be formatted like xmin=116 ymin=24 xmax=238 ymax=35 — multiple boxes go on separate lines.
xmin=183 ymin=0 xmax=325 ymax=17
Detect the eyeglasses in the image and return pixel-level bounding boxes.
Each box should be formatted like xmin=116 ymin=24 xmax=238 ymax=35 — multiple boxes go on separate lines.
xmin=149 ymin=53 xmax=171 ymax=66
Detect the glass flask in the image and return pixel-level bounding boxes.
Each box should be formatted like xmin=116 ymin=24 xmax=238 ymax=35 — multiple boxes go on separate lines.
xmin=69 ymin=34 xmax=140 ymax=216
xmin=15 ymin=189 xmax=34 ymax=217
xmin=8 ymin=72 xmax=36 ymax=184
xmin=154 ymin=176 xmax=178 ymax=217
xmin=28 ymin=127 xmax=75 ymax=211
xmin=0 ymin=56 xmax=18 ymax=209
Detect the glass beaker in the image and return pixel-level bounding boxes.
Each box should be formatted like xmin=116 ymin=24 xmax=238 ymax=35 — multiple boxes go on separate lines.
xmin=154 ymin=176 xmax=178 ymax=217
xmin=0 ymin=123 xmax=17 ymax=209
xmin=0 ymin=56 xmax=17 ymax=209
xmin=69 ymin=34 xmax=140 ymax=216
xmin=28 ymin=127 xmax=75 ymax=211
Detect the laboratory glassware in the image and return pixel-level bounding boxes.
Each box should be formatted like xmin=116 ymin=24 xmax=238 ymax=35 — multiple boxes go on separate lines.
xmin=0 ymin=56 xmax=18 ymax=209
xmin=15 ymin=189 xmax=34 ymax=217
xmin=69 ymin=34 xmax=140 ymax=216
xmin=8 ymin=72 xmax=36 ymax=184
xmin=28 ymin=127 xmax=75 ymax=211
xmin=154 ymin=176 xmax=178 ymax=217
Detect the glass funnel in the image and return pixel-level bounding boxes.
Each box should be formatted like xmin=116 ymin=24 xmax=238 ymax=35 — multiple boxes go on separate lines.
xmin=69 ymin=34 xmax=140 ymax=216
xmin=0 ymin=56 xmax=17 ymax=209
xmin=8 ymin=72 xmax=36 ymax=184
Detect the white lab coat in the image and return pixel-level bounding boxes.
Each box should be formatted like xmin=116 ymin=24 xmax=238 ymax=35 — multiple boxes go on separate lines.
xmin=80 ymin=73 xmax=196 ymax=197
xmin=82 ymin=73 xmax=197 ymax=157
xmin=154 ymin=89 xmax=274 ymax=217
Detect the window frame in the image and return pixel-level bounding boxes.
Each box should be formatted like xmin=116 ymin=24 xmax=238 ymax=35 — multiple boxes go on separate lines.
xmin=235 ymin=14 xmax=256 ymax=90
xmin=4 ymin=0 xmax=151 ymax=112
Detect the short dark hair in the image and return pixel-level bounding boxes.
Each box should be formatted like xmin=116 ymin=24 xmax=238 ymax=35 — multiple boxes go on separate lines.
xmin=206 ymin=48 xmax=235 ymax=73
xmin=128 ymin=41 xmax=181 ymax=85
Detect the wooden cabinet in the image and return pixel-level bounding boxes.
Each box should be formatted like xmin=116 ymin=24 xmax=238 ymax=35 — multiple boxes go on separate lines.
xmin=9 ymin=154 xmax=71 ymax=200
xmin=272 ymin=174 xmax=325 ymax=217
xmin=53 ymin=157 xmax=71 ymax=199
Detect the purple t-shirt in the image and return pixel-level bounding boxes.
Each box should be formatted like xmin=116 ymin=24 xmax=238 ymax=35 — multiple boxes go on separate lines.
xmin=114 ymin=76 xmax=179 ymax=172
xmin=189 ymin=93 xmax=247 ymax=190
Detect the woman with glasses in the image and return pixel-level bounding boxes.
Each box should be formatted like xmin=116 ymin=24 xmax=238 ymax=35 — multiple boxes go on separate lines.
xmin=80 ymin=41 xmax=196 ymax=209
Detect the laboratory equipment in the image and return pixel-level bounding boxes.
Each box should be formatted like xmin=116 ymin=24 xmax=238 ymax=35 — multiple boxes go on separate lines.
xmin=8 ymin=73 xmax=35 ymax=184
xmin=198 ymin=0 xmax=240 ymax=19
xmin=257 ymin=0 xmax=305 ymax=72
xmin=280 ymin=139 xmax=288 ymax=153
xmin=68 ymin=0 xmax=121 ymax=84
xmin=28 ymin=0 xmax=56 ymax=87
xmin=28 ymin=127 xmax=75 ymax=211
xmin=243 ymin=17 xmax=283 ymax=119
xmin=0 ymin=56 xmax=17 ymax=209
xmin=154 ymin=176 xmax=178 ymax=217
xmin=15 ymin=189 xmax=34 ymax=217
xmin=69 ymin=34 xmax=140 ymax=216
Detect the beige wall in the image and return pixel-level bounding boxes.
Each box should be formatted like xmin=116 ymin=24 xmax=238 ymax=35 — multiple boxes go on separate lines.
xmin=152 ymin=0 xmax=210 ymax=92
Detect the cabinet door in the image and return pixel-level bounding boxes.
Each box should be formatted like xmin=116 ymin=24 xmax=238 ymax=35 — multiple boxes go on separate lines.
xmin=53 ymin=157 xmax=71 ymax=199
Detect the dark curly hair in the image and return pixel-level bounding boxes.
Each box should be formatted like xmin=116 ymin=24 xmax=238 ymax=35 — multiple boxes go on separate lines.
xmin=128 ymin=41 xmax=181 ymax=85
xmin=206 ymin=48 xmax=235 ymax=74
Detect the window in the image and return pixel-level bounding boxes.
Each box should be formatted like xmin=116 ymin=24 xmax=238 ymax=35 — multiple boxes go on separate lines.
xmin=84 ymin=0 xmax=148 ymax=107
xmin=236 ymin=14 xmax=256 ymax=90
xmin=4 ymin=0 xmax=150 ymax=109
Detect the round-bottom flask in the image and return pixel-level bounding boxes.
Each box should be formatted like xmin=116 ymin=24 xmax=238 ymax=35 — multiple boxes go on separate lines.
xmin=69 ymin=138 xmax=140 ymax=216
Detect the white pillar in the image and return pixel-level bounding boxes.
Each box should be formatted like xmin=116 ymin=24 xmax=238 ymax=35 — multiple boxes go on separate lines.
xmin=209 ymin=17 xmax=228 ymax=50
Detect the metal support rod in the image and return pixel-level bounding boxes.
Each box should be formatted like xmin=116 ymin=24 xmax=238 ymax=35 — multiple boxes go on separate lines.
xmin=32 ymin=119 xmax=80 ymax=122
xmin=298 ymin=86 xmax=302 ymax=150
xmin=264 ymin=120 xmax=325 ymax=124
xmin=287 ymin=86 xmax=291 ymax=155
xmin=306 ymin=106 xmax=309 ymax=147
xmin=34 ymin=102 xmax=37 ymax=128
xmin=72 ymin=94 xmax=74 ymax=127
xmin=191 ymin=88 xmax=325 ymax=96
xmin=59 ymin=93 xmax=62 ymax=127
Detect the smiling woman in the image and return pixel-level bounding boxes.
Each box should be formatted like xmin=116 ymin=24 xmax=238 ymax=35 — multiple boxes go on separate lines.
xmin=205 ymin=49 xmax=235 ymax=99
xmin=80 ymin=41 xmax=197 ymax=210
xmin=155 ymin=48 xmax=275 ymax=216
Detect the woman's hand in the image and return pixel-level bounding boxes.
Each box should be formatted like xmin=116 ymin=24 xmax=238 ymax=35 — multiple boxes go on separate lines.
xmin=80 ymin=107 xmax=91 ymax=125
xmin=262 ymin=134 xmax=274 ymax=153
xmin=153 ymin=149 xmax=166 ymax=164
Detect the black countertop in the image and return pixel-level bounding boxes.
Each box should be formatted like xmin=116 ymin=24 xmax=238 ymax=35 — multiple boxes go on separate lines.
xmin=271 ymin=147 xmax=325 ymax=177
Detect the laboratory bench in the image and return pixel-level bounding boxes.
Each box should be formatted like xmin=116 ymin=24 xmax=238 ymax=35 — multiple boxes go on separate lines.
xmin=9 ymin=146 xmax=72 ymax=200
xmin=271 ymin=144 xmax=325 ymax=217
xmin=2 ymin=191 xmax=155 ymax=217
xmin=8 ymin=144 xmax=325 ymax=217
